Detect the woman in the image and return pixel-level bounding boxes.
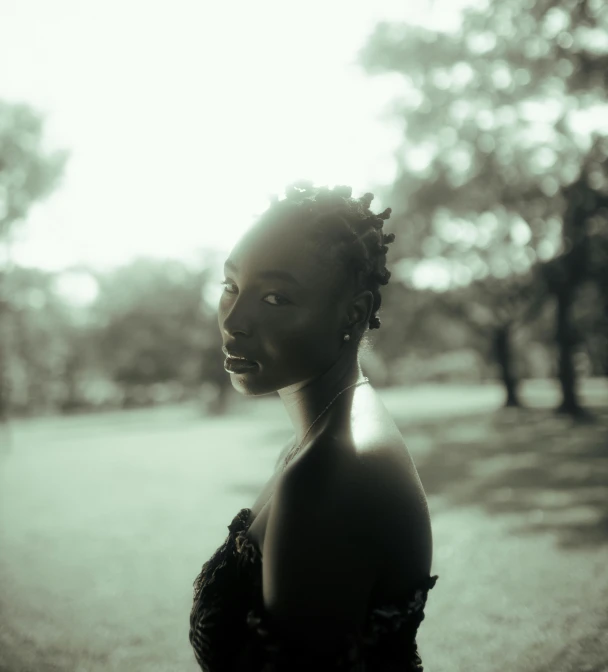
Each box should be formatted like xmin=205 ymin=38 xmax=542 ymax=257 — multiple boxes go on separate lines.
xmin=189 ymin=182 xmax=438 ymax=671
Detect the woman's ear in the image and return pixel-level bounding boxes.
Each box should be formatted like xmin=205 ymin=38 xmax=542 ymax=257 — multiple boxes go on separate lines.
xmin=347 ymin=290 xmax=374 ymax=334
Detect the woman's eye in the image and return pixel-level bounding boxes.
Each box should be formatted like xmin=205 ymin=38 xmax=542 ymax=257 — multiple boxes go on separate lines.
xmin=264 ymin=293 xmax=290 ymax=306
xmin=220 ymin=281 xmax=289 ymax=306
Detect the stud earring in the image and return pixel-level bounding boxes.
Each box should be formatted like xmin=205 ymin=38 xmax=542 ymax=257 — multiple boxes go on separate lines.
xmin=343 ymin=333 xmax=351 ymax=341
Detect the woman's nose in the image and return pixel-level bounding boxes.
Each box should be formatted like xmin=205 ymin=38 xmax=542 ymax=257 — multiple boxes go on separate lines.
xmin=220 ymin=296 xmax=252 ymax=338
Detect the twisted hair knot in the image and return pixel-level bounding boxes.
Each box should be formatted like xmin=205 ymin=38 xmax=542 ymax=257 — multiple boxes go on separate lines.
xmin=264 ymin=182 xmax=396 ymax=331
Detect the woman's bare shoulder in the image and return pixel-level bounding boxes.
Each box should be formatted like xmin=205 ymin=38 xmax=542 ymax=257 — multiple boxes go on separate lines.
xmin=273 ymin=434 xmax=296 ymax=473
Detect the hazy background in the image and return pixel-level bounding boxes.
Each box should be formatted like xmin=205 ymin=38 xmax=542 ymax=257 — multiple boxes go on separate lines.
xmin=0 ymin=0 xmax=607 ymax=670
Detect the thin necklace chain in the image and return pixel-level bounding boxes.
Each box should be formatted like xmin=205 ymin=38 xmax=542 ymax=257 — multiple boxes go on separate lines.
xmin=282 ymin=377 xmax=370 ymax=471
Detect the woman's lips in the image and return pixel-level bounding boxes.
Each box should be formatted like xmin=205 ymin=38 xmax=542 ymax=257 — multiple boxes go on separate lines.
xmin=224 ymin=356 xmax=259 ymax=373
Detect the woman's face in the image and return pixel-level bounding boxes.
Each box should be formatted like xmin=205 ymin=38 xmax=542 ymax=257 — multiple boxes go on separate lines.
xmin=218 ymin=219 xmax=351 ymax=395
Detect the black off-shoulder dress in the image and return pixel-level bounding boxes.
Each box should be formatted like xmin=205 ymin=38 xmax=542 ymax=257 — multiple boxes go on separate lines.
xmin=189 ymin=507 xmax=438 ymax=671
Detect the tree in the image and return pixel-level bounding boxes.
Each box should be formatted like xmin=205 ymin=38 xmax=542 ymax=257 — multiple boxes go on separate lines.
xmin=3 ymin=265 xmax=71 ymax=415
xmin=433 ymin=272 xmax=541 ymax=406
xmin=0 ymin=101 xmax=67 ymax=439
xmin=532 ymin=138 xmax=608 ymax=415
xmin=91 ymin=258 xmax=222 ymax=409
xmin=359 ymin=0 xmax=608 ymax=418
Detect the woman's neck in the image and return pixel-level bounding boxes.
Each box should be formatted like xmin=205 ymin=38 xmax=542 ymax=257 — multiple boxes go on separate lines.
xmin=277 ymin=352 xmax=366 ymax=447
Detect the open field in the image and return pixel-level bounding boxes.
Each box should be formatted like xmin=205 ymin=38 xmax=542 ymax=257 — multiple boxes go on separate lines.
xmin=0 ymin=379 xmax=607 ymax=671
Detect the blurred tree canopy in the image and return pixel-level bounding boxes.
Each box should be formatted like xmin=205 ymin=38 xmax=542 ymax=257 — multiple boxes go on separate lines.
xmin=91 ymin=258 xmax=226 ymax=408
xmin=0 ymin=102 xmax=67 ymax=238
xmin=359 ymin=0 xmax=608 ymax=417
xmin=0 ymin=101 xmax=68 ymax=428
xmin=4 ymin=257 xmax=232 ymax=417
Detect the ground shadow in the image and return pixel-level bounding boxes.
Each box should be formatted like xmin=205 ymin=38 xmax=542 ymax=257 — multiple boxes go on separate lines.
xmin=394 ymin=405 xmax=608 ymax=550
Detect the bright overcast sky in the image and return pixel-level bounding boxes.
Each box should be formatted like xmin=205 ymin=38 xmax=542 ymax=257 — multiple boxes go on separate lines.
xmin=1 ymin=0 xmax=473 ymax=272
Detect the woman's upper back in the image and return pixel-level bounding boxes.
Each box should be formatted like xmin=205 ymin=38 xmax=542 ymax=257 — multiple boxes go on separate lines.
xmin=247 ymin=385 xmax=433 ymax=606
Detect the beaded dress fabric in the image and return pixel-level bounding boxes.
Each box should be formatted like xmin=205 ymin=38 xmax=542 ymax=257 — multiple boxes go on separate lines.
xmin=189 ymin=507 xmax=438 ymax=671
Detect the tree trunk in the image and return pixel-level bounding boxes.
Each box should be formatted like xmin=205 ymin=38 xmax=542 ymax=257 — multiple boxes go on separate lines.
xmin=0 ymin=324 xmax=8 ymax=423
xmin=0 ymin=351 xmax=10 ymax=453
xmin=0 ymin=277 xmax=12 ymax=452
xmin=492 ymin=324 xmax=521 ymax=407
xmin=555 ymin=286 xmax=587 ymax=418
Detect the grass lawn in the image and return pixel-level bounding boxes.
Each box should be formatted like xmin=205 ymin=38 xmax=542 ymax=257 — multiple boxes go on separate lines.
xmin=0 ymin=379 xmax=607 ymax=672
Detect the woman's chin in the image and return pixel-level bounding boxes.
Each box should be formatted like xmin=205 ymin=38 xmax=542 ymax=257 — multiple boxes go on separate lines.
xmin=228 ymin=374 xmax=277 ymax=397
